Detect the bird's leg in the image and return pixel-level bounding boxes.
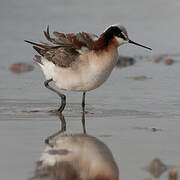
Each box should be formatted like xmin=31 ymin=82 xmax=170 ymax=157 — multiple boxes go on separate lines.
xmin=82 ymin=92 xmax=86 ymax=112
xmin=81 ymin=92 xmax=87 ymax=133
xmin=82 ymin=110 xmax=86 ymax=134
xmin=82 ymin=92 xmax=90 ymax=115
xmin=44 ymin=79 xmax=66 ymax=113
xmin=45 ymin=112 xmax=66 ymax=147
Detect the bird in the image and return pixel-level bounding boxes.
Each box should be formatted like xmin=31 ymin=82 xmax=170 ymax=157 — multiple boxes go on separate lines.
xmin=29 ymin=134 xmax=119 ymax=180
xmin=25 ymin=24 xmax=152 ymax=113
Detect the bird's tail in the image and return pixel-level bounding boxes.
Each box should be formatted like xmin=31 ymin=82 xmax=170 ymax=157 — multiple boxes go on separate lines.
xmin=24 ymin=25 xmax=73 ymax=51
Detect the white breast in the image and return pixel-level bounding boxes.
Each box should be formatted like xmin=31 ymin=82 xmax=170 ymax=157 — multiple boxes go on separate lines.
xmin=53 ymin=48 xmax=118 ymax=92
xmin=80 ymin=49 xmax=118 ymax=91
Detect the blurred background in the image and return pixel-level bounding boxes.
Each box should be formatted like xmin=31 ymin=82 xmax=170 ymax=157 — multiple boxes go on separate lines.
xmin=0 ymin=0 xmax=180 ymax=179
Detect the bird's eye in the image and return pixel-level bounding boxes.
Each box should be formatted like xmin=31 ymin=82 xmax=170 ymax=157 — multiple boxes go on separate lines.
xmin=118 ymin=32 xmax=127 ymax=40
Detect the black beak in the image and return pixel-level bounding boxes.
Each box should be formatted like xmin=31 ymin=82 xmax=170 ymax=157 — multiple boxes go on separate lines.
xmin=128 ymin=39 xmax=152 ymax=50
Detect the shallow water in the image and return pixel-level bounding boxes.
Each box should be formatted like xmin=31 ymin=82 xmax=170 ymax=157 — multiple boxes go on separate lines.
xmin=1 ymin=0 xmax=180 ymax=179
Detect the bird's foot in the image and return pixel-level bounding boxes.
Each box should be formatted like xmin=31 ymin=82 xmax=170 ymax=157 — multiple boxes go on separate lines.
xmin=48 ymin=109 xmax=61 ymax=116
xmin=82 ymin=111 xmax=94 ymax=115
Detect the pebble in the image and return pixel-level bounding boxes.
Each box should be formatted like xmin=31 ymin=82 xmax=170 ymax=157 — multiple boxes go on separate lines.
xmin=9 ymin=62 xmax=34 ymax=74
xmin=164 ymin=58 xmax=174 ymax=65
xmin=154 ymin=56 xmax=163 ymax=63
xmin=116 ymin=56 xmax=135 ymax=68
xmin=132 ymin=75 xmax=151 ymax=81
xmin=153 ymin=56 xmax=174 ymax=66
xmin=145 ymin=158 xmax=167 ymax=178
xmin=169 ymin=168 xmax=178 ymax=180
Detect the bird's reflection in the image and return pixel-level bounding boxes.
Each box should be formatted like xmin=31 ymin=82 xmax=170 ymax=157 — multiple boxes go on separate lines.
xmin=30 ymin=113 xmax=119 ymax=180
xmin=45 ymin=112 xmax=67 ymax=146
xmin=45 ymin=111 xmax=86 ymax=146
xmin=81 ymin=111 xmax=86 ymax=134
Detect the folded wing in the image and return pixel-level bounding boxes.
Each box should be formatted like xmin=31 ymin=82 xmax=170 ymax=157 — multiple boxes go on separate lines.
xmin=25 ymin=25 xmax=99 ymax=67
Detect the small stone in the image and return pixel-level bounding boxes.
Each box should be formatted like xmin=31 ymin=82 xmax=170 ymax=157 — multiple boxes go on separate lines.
xmin=164 ymin=58 xmax=174 ymax=65
xmin=116 ymin=56 xmax=135 ymax=68
xmin=145 ymin=158 xmax=167 ymax=179
xmin=151 ymin=127 xmax=158 ymax=132
xmin=169 ymin=168 xmax=178 ymax=180
xmin=132 ymin=75 xmax=151 ymax=81
xmin=154 ymin=56 xmax=163 ymax=63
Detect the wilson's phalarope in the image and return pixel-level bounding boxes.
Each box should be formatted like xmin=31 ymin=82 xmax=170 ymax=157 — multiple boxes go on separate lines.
xmin=25 ymin=24 xmax=151 ymax=113
xmin=30 ymin=134 xmax=119 ymax=180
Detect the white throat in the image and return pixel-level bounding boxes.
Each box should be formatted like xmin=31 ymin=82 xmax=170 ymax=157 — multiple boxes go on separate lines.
xmin=114 ymin=37 xmax=128 ymax=46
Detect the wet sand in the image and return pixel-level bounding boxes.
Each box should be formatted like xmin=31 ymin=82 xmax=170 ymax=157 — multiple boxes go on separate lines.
xmin=1 ymin=0 xmax=180 ymax=179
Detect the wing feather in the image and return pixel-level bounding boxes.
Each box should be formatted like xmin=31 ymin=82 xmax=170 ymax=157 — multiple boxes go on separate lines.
xmin=25 ymin=25 xmax=103 ymax=68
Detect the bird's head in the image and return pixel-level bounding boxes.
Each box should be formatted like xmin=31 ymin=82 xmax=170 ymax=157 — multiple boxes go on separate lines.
xmin=103 ymin=24 xmax=152 ymax=50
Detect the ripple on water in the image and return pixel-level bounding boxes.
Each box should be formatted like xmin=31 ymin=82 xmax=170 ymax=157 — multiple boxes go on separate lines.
xmin=0 ymin=99 xmax=167 ymax=121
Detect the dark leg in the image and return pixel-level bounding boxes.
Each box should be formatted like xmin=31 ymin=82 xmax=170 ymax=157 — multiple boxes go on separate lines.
xmin=45 ymin=112 xmax=66 ymax=147
xmin=81 ymin=92 xmax=86 ymax=134
xmin=82 ymin=110 xmax=86 ymax=134
xmin=44 ymin=79 xmax=66 ymax=113
xmin=82 ymin=92 xmax=86 ymax=112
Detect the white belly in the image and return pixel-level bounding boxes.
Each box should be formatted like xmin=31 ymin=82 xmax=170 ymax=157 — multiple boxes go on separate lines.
xmin=40 ymin=49 xmax=119 ymax=92
xmin=54 ymin=64 xmax=114 ymax=92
